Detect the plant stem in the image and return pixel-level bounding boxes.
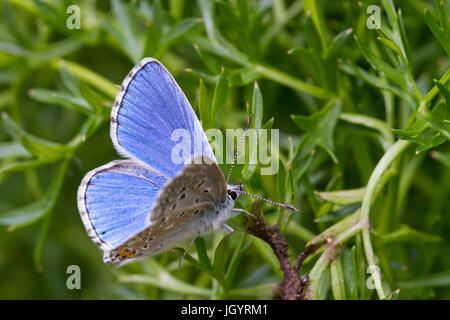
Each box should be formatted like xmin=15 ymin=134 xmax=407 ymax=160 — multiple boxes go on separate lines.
xmin=255 ymin=64 xmax=332 ymax=100
xmin=359 ymin=139 xmax=410 ymax=299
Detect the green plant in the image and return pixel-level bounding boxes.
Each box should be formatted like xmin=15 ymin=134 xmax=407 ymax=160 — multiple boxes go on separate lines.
xmin=0 ymin=0 xmax=449 ymax=300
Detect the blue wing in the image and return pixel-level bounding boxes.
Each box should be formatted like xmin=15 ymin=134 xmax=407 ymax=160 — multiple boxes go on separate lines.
xmin=110 ymin=58 xmax=215 ymax=178
xmin=77 ymin=160 xmax=169 ymax=251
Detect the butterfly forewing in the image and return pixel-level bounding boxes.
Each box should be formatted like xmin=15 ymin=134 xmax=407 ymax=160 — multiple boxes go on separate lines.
xmin=111 ymin=58 xmax=216 ymax=178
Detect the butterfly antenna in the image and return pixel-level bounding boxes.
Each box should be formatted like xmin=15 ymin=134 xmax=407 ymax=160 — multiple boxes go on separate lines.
xmin=227 ymin=115 xmax=252 ymax=184
xmin=241 ymin=191 xmax=299 ymax=212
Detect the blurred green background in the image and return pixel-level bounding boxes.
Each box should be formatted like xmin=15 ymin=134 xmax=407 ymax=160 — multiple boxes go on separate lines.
xmin=0 ymin=0 xmax=449 ymax=299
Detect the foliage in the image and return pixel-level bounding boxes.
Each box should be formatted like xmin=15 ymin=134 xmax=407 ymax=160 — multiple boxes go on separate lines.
xmin=0 ymin=0 xmax=449 ymax=300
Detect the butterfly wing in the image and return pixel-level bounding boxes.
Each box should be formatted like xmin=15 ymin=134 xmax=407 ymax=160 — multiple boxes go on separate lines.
xmin=105 ymin=156 xmax=229 ymax=266
xmin=77 ymin=160 xmax=169 ymax=253
xmin=110 ymin=58 xmax=216 ymax=178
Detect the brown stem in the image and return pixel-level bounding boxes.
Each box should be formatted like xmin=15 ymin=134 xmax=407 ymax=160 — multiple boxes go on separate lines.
xmin=240 ymin=202 xmax=316 ymax=300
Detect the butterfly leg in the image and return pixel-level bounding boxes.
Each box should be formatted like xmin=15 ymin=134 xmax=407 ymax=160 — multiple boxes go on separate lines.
xmin=178 ymin=234 xmax=199 ymax=267
xmin=222 ymin=224 xmax=234 ymax=247
xmin=232 ymin=208 xmax=256 ymax=219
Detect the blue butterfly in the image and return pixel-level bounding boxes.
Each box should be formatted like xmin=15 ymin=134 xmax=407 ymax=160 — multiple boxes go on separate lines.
xmin=77 ymin=58 xmax=296 ymax=266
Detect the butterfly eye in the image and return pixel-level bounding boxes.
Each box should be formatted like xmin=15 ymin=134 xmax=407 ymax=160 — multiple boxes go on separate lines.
xmin=228 ymin=190 xmax=238 ymax=200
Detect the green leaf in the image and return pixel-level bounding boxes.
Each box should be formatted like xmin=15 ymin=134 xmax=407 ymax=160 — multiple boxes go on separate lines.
xmin=330 ymin=256 xmax=346 ymax=300
xmin=227 ymin=66 xmax=261 ymax=87
xmin=193 ymin=44 xmax=222 ymax=74
xmin=252 ymin=237 xmax=283 ymax=279
xmin=51 ymin=59 xmax=118 ymax=100
xmin=250 ymin=82 xmax=263 ymax=130
xmin=435 ymin=81 xmax=450 ymax=108
xmin=210 ymin=67 xmax=228 ymax=128
xmin=316 ymin=187 xmax=365 ymax=205
xmin=339 ymin=112 xmax=394 ymax=149
xmin=277 ymin=159 xmax=287 ymax=209
xmin=110 ymin=0 xmax=142 ymax=63
xmin=262 ymin=117 xmax=274 ymax=130
xmin=0 ymin=70 xmax=18 ymax=85
xmin=426 ymin=102 xmax=450 ymax=137
xmin=228 ymin=283 xmax=275 ymax=299
xmin=424 ymin=3 xmax=450 ymax=56
xmin=338 ymin=60 xmax=415 ymax=107
xmin=291 ymin=148 xmax=314 ymax=182
xmin=172 ymin=247 xmax=204 ymax=270
xmin=173 ymin=242 xmax=226 ymax=288
xmin=305 ymin=15 xmax=323 ymax=56
xmin=161 ymin=18 xmax=200 ymax=49
xmin=28 ymin=39 xmax=83 ymax=68
xmin=28 ymin=88 xmax=92 ymax=115
xmin=197 ymin=0 xmax=219 ymax=43
xmin=119 ymin=259 xmax=211 ymax=297
xmin=373 ymin=224 xmax=442 ymax=244
xmin=355 ymin=234 xmax=371 ymax=300
xmin=59 ymin=61 xmax=81 ymax=96
xmin=0 ymin=40 xmax=30 ymax=57
xmin=225 ymin=233 xmax=252 ymax=289
xmin=0 ymin=142 xmax=32 ymax=159
xmin=0 ymin=158 xmax=69 ymax=230
xmin=392 ymin=89 xmax=450 ymax=153
xmin=243 ymin=81 xmax=263 ymax=180
xmin=314 ymin=203 xmax=361 ymax=223
xmin=398 ymin=269 xmax=450 ymax=288
xmin=342 ymin=246 xmax=358 ymax=300
xmin=431 ymin=150 xmax=450 ymax=167
xmin=354 ymin=35 xmax=407 ymax=91
xmin=33 ymin=0 xmax=68 ymax=32
xmin=1 ymin=113 xmax=70 ymax=160
xmin=317 ymin=266 xmax=331 ymax=299
xmin=392 ymin=114 xmax=448 ymax=154
xmin=197 ymin=78 xmax=210 ymax=130
xmin=0 ymin=158 xmax=53 ymax=176
xmin=291 ymin=99 xmax=341 ymax=163
xmin=79 ymin=80 xmax=109 ymax=115
xmin=303 ymin=0 xmax=328 ymax=52
xmin=195 ymin=237 xmax=212 ymax=271
xmin=324 ymin=28 xmax=353 ymax=60
xmin=143 ymin=21 xmax=161 ymax=58
xmin=185 ymin=68 xmax=219 ymax=84
xmin=33 ymin=213 xmax=51 ymax=272
xmin=211 ymin=237 xmax=229 ymax=283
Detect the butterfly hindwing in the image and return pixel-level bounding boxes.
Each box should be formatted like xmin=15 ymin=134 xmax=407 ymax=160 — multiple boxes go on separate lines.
xmin=106 ymin=203 xmax=214 ymax=265
xmin=104 ymin=156 xmax=229 ymax=266
xmin=77 ymin=160 xmax=169 ymax=252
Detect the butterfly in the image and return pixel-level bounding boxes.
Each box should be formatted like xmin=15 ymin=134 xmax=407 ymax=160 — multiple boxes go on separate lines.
xmin=77 ymin=58 xmax=297 ymax=266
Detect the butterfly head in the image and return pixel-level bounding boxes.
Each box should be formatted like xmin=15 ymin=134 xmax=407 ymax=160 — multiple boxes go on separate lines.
xmin=227 ymin=182 xmax=244 ymax=201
